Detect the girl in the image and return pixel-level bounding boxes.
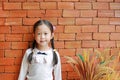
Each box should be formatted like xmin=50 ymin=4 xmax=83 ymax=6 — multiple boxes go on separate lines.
xmin=18 ymin=20 xmax=62 ymax=80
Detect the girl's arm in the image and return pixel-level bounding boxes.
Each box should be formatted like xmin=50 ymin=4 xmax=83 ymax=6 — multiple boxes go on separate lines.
xmin=54 ymin=52 xmax=62 ymax=80
xmin=18 ymin=50 xmax=29 ymax=80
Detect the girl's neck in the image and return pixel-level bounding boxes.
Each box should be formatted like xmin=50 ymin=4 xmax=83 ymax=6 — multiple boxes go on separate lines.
xmin=36 ymin=45 xmax=50 ymax=51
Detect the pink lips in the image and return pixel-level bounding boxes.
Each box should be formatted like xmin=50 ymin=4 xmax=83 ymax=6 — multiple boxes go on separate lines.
xmin=40 ymin=41 xmax=45 ymax=42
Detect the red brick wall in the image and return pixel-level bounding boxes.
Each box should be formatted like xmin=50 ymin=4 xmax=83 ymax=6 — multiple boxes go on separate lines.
xmin=0 ymin=0 xmax=120 ymax=80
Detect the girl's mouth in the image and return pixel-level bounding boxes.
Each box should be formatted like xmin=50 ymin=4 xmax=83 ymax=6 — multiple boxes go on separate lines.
xmin=40 ymin=41 xmax=44 ymax=42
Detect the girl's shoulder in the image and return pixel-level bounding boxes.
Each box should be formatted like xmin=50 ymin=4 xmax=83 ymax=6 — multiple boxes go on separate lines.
xmin=25 ymin=48 xmax=32 ymax=55
xmin=53 ymin=49 xmax=60 ymax=57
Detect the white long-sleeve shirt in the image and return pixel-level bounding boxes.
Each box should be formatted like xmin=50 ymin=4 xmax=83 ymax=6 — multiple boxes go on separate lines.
xmin=18 ymin=48 xmax=62 ymax=80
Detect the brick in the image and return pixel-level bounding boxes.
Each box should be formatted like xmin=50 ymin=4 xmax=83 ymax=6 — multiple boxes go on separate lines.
xmin=62 ymin=0 xmax=79 ymax=2
xmin=58 ymin=18 xmax=75 ymax=25
xmin=0 ymin=0 xmax=8 ymax=1
xmin=58 ymin=33 xmax=75 ymax=40
xmin=65 ymin=41 xmax=81 ymax=48
xmin=75 ymin=2 xmax=91 ymax=9
xmin=45 ymin=0 xmax=61 ymax=2
xmin=63 ymin=10 xmax=80 ymax=17
xmin=110 ymin=48 xmax=120 ymax=56
xmin=8 ymin=11 xmax=26 ymax=17
xmin=45 ymin=10 xmax=62 ymax=17
xmin=117 ymin=41 xmax=120 ymax=47
xmin=4 ymin=2 xmax=21 ymax=10
xmin=76 ymin=18 xmax=92 ymax=25
xmin=68 ymin=72 xmax=80 ymax=79
xmin=0 ymin=50 xmax=4 ymax=58
xmin=4 ymin=74 xmax=15 ymax=80
xmin=12 ymin=26 xmax=29 ymax=33
xmin=40 ymin=2 xmax=56 ymax=9
xmin=0 ymin=74 xmax=4 ymax=80
xmin=9 ymin=0 xmax=26 ymax=2
xmin=81 ymin=10 xmax=97 ymax=17
xmin=115 ymin=10 xmax=120 ymax=17
xmin=93 ymin=33 xmax=109 ymax=40
xmin=54 ymin=33 xmax=59 ymax=40
xmin=116 ymin=26 xmax=120 ymax=32
xmin=80 ymin=0 xmax=96 ymax=1
xmin=76 ymin=48 xmax=94 ymax=55
xmin=110 ymin=33 xmax=120 ymax=40
xmin=12 ymin=42 xmax=28 ymax=49
xmin=110 ymin=18 xmax=120 ymax=25
xmin=82 ymin=25 xmax=98 ymax=32
xmin=0 ymin=10 xmax=9 ymax=17
xmin=0 ymin=34 xmax=5 ymax=41
xmin=23 ymin=34 xmax=33 ymax=41
xmin=99 ymin=25 xmax=115 ymax=32
xmin=61 ymin=57 xmax=67 ymax=64
xmin=0 ymin=42 xmax=11 ymax=49
xmin=98 ymin=10 xmax=114 ymax=17
xmin=54 ymin=41 xmax=64 ymax=48
xmin=27 ymin=10 xmax=45 ymax=17
xmin=5 ymin=66 xmax=19 ymax=72
xmin=100 ymin=41 xmax=116 ymax=48
xmin=14 ymin=58 xmax=22 ymax=65
xmin=6 ymin=34 xmax=22 ymax=41
xmin=0 ymin=26 xmax=11 ymax=34
xmin=23 ymin=18 xmax=40 ymax=25
xmin=0 ymin=2 xmax=2 ymax=9
xmin=94 ymin=48 xmax=110 ymax=55
xmin=115 ymin=63 xmax=120 ymax=71
xmin=0 ymin=18 xmax=5 ymax=25
xmin=62 ymin=72 xmax=67 ymax=79
xmin=110 ymin=3 xmax=120 ymax=9
xmin=0 ymin=58 xmax=14 ymax=65
xmin=54 ymin=26 xmax=64 ymax=33
xmin=29 ymin=26 xmax=35 ymax=33
xmin=76 ymin=33 xmax=92 ymax=40
xmin=23 ymin=2 xmax=40 ymax=9
xmin=59 ymin=49 xmax=75 ymax=56
xmin=0 ymin=66 xmax=4 ymax=72
xmin=64 ymin=26 xmax=81 ymax=33
xmin=62 ymin=64 xmax=74 ymax=72
xmin=97 ymin=0 xmax=113 ymax=2
xmin=93 ymin=2 xmax=109 ymax=9
xmin=27 ymin=0 xmax=43 ymax=1
xmin=82 ymin=41 xmax=98 ymax=48
xmin=93 ymin=18 xmax=109 ymax=24
xmin=15 ymin=73 xmax=19 ymax=80
xmin=5 ymin=18 xmax=22 ymax=25
xmin=41 ymin=18 xmax=57 ymax=25
xmin=5 ymin=50 xmax=22 ymax=58
xmin=58 ymin=2 xmax=74 ymax=9
xmin=0 ymin=3 xmax=2 ymax=9
xmin=115 ymin=0 xmax=120 ymax=2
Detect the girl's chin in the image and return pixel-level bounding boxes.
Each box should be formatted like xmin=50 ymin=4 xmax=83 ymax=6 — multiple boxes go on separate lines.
xmin=38 ymin=43 xmax=47 ymax=46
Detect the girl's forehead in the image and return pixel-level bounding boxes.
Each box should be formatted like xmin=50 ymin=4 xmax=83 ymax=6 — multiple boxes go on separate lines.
xmin=35 ymin=24 xmax=51 ymax=32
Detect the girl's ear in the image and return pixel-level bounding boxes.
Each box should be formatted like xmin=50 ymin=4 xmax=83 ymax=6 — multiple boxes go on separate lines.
xmin=51 ymin=33 xmax=54 ymax=39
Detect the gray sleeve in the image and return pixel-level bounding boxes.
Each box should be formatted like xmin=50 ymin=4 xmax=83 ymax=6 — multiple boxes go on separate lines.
xmin=54 ymin=52 xmax=62 ymax=80
xmin=18 ymin=50 xmax=29 ymax=80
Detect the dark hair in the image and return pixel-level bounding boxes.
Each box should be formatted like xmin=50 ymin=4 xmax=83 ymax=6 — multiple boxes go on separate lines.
xmin=28 ymin=20 xmax=58 ymax=66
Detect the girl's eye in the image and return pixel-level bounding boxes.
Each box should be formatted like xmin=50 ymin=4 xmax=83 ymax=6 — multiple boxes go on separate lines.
xmin=44 ymin=33 xmax=48 ymax=35
xmin=38 ymin=33 xmax=40 ymax=35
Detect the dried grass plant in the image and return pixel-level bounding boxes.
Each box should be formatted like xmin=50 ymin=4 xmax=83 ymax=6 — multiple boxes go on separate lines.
xmin=65 ymin=49 xmax=120 ymax=80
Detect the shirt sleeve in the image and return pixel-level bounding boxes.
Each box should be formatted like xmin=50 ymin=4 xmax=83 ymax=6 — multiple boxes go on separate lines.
xmin=18 ymin=50 xmax=29 ymax=80
xmin=54 ymin=51 xmax=62 ymax=80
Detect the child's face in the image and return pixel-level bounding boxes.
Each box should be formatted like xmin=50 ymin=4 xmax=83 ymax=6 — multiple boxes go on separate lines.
xmin=34 ymin=24 xmax=53 ymax=48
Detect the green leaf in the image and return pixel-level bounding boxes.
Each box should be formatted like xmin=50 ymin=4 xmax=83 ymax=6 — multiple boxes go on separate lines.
xmin=77 ymin=54 xmax=84 ymax=62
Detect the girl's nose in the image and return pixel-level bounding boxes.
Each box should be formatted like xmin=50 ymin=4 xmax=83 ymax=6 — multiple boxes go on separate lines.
xmin=41 ymin=34 xmax=45 ymax=38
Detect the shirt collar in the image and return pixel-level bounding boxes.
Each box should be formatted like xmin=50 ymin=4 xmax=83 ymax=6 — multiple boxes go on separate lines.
xmin=33 ymin=47 xmax=53 ymax=55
